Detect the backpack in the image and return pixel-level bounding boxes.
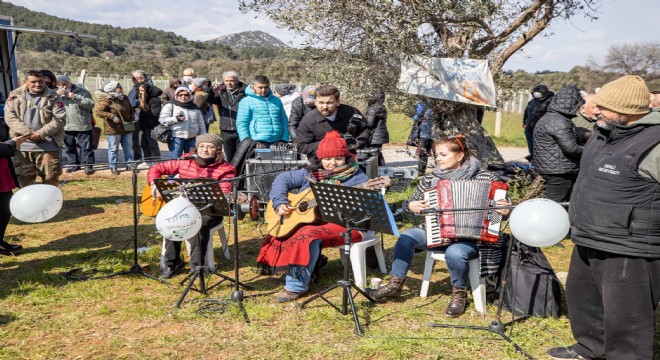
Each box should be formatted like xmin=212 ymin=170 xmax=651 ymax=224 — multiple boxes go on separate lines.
xmin=502 ymin=243 xmax=562 ymax=318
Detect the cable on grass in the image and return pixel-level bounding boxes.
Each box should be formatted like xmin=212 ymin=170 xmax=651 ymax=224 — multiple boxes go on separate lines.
xmin=64 ymin=267 xmax=98 ymax=281
xmin=193 ymin=298 xmax=232 ymax=317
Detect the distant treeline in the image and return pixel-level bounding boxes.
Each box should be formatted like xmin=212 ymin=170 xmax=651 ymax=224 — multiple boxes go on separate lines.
xmin=1 ymin=1 xmax=636 ymax=94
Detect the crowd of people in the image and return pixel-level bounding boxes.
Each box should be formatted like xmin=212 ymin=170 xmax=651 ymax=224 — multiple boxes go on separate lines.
xmin=0 ymin=66 xmax=659 ymax=359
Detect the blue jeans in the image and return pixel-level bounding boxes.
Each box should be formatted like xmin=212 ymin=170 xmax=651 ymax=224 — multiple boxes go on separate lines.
xmin=284 ymin=240 xmax=321 ymax=293
xmin=168 ymin=137 xmax=197 ymax=159
xmin=64 ymin=130 xmax=95 ymax=166
xmin=106 ymin=134 xmax=134 ymax=169
xmin=390 ymin=228 xmax=479 ymax=289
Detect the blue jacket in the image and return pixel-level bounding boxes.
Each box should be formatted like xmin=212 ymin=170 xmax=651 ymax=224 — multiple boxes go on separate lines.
xmin=412 ymin=101 xmax=433 ymax=139
xmin=269 ymin=167 xmax=369 ymax=210
xmin=236 ymin=84 xmax=289 ymax=143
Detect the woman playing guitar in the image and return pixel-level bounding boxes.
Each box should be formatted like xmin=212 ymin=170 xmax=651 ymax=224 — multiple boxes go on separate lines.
xmin=257 ymin=130 xmax=371 ymax=303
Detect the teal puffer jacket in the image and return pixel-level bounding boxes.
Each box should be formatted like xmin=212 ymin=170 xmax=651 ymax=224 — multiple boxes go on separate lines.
xmin=236 ymin=84 xmax=289 ymax=143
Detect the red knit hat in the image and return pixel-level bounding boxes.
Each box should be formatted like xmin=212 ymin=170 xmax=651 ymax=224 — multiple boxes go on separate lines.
xmin=316 ymin=130 xmax=350 ymax=159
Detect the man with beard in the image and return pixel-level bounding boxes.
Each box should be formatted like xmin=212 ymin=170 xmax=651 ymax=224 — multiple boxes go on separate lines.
xmin=547 ymin=75 xmax=660 ymax=360
xmin=209 ymin=70 xmax=247 ymax=162
xmin=295 ymin=85 xmax=370 ymax=161
xmin=572 ymin=93 xmax=598 ymax=145
xmin=147 ymin=133 xmax=236 ymax=279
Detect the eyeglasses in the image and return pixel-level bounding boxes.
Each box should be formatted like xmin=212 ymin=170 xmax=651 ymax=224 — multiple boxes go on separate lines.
xmin=197 ymin=145 xmax=218 ymax=150
xmin=177 ymin=93 xmax=190 ymax=97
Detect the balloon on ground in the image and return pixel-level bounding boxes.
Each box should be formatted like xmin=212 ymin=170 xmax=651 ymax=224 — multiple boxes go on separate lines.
xmin=509 ymin=198 xmax=570 ymax=247
xmin=155 ymin=196 xmax=202 ymax=241
xmin=10 ymin=184 xmax=63 ymax=223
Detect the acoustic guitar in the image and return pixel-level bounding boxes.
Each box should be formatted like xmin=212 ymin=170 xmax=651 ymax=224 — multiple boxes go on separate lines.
xmin=264 ymin=176 xmax=390 ymax=239
xmin=141 ymin=183 xmax=248 ymax=217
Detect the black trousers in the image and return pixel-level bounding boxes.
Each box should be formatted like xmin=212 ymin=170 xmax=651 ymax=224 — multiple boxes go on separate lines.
xmin=0 ymin=191 xmax=12 ymax=247
xmin=161 ymin=216 xmax=223 ymax=269
xmin=220 ymin=131 xmax=239 ymax=163
xmin=139 ymin=129 xmax=161 ymax=161
xmin=64 ymin=130 xmax=95 ymax=166
xmin=542 ymin=173 xmax=577 ymax=203
xmin=566 ymin=245 xmax=660 ymax=360
xmin=132 ymin=129 xmax=143 ymax=162
xmin=418 ymin=138 xmax=433 ymax=174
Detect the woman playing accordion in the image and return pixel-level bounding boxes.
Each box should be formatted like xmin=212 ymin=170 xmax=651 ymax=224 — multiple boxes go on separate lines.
xmin=367 ymin=135 xmax=510 ymax=317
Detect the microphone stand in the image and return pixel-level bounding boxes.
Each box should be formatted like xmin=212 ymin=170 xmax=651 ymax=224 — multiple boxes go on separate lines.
xmin=82 ymin=158 xmax=171 ymax=283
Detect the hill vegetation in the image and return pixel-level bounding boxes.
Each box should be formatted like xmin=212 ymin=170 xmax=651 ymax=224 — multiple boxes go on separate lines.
xmin=1 ymin=1 xmax=656 ymax=97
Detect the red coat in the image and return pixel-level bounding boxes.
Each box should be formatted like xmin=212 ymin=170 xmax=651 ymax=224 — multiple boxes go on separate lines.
xmin=147 ymin=157 xmax=236 ymax=193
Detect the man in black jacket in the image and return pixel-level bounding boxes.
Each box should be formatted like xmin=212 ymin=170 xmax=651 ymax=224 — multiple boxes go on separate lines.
xmin=532 ymin=85 xmax=584 ymax=203
xmin=523 ymin=84 xmax=554 ymax=160
xmin=209 ymin=70 xmax=247 ymax=162
xmin=295 ymin=85 xmax=370 ymax=160
xmin=288 ymin=85 xmax=316 ymax=141
xmin=547 ymin=76 xmax=660 ymax=360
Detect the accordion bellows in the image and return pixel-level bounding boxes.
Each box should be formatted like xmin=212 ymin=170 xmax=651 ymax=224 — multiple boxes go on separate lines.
xmin=424 ymin=179 xmax=508 ymax=247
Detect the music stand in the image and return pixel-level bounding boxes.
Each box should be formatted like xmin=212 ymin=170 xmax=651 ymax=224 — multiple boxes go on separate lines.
xmin=102 ymin=160 xmax=169 ymax=284
xmin=154 ymin=178 xmax=251 ymax=308
xmin=299 ymin=182 xmax=399 ymax=336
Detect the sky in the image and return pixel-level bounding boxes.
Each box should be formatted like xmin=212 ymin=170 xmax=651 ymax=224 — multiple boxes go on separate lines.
xmin=8 ymin=0 xmax=659 ymax=73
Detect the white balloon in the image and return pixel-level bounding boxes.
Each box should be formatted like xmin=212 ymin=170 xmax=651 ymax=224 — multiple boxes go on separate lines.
xmin=509 ymin=198 xmax=570 ymax=247
xmin=155 ymin=197 xmax=202 ymax=241
xmin=10 ymin=184 xmax=63 ymax=223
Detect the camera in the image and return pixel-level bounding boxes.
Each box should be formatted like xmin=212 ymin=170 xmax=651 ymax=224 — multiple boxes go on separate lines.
xmin=176 ymin=111 xmax=185 ymax=121
xmin=347 ymin=114 xmax=364 ymax=135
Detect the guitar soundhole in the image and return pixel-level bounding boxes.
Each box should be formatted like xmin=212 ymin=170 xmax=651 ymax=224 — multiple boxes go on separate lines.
xmin=299 ymin=202 xmax=309 ymax=212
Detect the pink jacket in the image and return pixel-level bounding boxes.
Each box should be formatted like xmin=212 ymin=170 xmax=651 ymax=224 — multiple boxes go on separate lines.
xmin=147 ymin=157 xmax=236 ymax=193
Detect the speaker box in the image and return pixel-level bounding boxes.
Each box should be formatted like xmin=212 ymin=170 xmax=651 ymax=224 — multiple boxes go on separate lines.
xmin=244 ymin=159 xmax=309 ymax=202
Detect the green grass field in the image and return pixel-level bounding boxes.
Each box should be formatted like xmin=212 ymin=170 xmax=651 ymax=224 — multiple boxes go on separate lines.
xmin=387 ymin=111 xmax=527 ymax=147
xmin=2 ymin=173 xmax=657 ymax=359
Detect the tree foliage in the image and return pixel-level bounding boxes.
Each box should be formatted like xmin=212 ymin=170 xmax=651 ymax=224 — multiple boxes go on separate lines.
xmin=240 ymin=0 xmax=600 ymax=163
xmin=589 ymin=42 xmax=660 ymax=81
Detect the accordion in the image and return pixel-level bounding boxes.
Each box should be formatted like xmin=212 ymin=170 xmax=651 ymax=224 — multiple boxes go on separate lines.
xmin=424 ymin=179 xmax=508 ymax=247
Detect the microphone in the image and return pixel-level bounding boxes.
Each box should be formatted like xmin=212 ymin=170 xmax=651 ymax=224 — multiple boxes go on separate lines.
xmin=178 ymin=154 xmax=198 ymax=160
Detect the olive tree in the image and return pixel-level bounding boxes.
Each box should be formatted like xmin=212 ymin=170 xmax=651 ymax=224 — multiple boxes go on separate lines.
xmin=240 ymin=0 xmax=599 ymax=163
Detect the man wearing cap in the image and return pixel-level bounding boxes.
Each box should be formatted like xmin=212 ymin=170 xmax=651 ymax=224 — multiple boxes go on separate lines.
xmin=272 ymin=83 xmax=300 ymax=119
xmin=208 ymin=70 xmax=247 ymax=162
xmin=4 ymin=70 xmax=66 ymax=187
xmin=56 ymin=75 xmax=96 ymax=175
xmin=547 ymin=75 xmax=660 ymax=360
xmin=147 ymin=133 xmax=236 ymax=279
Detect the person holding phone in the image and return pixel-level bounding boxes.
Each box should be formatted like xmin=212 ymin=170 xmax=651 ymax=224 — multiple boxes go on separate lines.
xmin=159 ymin=87 xmax=206 ymax=159
xmin=56 ymin=75 xmax=96 ymax=175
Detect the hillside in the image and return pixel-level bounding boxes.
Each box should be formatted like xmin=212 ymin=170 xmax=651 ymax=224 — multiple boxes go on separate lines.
xmin=208 ymin=30 xmax=288 ymax=49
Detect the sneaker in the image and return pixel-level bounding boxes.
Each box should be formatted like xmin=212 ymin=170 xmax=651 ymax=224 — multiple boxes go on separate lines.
xmin=65 ymin=166 xmax=79 ymax=173
xmin=275 ymin=288 xmax=306 ymax=303
xmin=547 ymin=346 xmax=584 ymax=359
xmin=110 ymin=168 xmax=120 ymax=175
xmin=160 ymin=262 xmax=185 ymax=279
xmin=84 ymin=167 xmax=95 ymax=175
xmin=136 ymin=162 xmax=150 ymax=170
xmin=0 ymin=244 xmax=23 ymax=255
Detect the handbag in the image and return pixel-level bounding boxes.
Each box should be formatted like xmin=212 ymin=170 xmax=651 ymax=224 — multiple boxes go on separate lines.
xmin=122 ymin=121 xmax=136 ymax=132
xmin=151 ymin=124 xmax=172 ymax=143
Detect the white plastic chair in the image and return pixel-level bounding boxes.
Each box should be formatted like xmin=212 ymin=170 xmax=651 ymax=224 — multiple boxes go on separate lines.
xmin=336 ymin=231 xmax=387 ymax=290
xmin=419 ymin=250 xmax=487 ymax=315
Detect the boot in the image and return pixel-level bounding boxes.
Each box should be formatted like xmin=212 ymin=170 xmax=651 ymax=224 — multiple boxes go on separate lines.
xmin=445 ymin=287 xmax=468 ymax=318
xmin=366 ymin=275 xmax=405 ymax=301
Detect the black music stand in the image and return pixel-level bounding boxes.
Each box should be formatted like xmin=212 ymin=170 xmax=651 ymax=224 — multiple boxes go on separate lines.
xmin=154 ymin=178 xmax=251 ymax=308
xmin=101 ymin=160 xmax=169 ymax=284
xmin=299 ymin=182 xmax=399 ymax=336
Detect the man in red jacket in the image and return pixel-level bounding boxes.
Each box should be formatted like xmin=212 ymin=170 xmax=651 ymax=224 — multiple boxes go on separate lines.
xmin=147 ymin=133 xmax=236 ymax=279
